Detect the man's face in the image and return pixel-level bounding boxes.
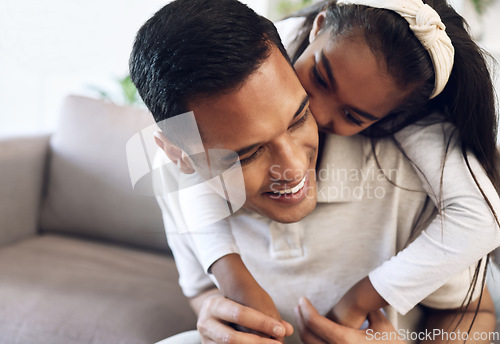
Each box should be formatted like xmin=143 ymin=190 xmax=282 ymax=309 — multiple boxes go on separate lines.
xmin=189 ymin=46 xmax=319 ymax=223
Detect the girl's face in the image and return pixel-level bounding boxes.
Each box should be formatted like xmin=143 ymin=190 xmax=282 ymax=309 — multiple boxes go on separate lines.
xmin=294 ymin=13 xmax=414 ymax=136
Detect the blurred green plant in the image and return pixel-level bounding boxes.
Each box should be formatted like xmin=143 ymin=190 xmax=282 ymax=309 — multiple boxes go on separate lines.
xmin=88 ymin=75 xmax=143 ymax=107
xmin=120 ymin=75 xmax=141 ymax=105
xmin=471 ymin=0 xmax=495 ymax=14
xmin=277 ymin=0 xmax=315 ymax=17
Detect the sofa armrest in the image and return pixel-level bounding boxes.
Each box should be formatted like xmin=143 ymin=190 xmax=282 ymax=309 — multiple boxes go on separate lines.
xmin=0 ymin=134 xmax=51 ymax=247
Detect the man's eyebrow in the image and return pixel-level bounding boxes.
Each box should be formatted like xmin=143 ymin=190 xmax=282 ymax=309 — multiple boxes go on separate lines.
xmin=293 ymin=94 xmax=310 ymax=120
xmin=226 ymin=95 xmax=310 ymax=161
xmin=320 ymin=50 xmax=380 ymax=122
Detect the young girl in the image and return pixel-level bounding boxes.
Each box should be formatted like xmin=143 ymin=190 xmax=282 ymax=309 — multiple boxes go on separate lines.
xmin=177 ymin=0 xmax=500 ymax=333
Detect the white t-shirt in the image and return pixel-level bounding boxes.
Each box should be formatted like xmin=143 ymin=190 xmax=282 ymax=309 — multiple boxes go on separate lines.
xmin=156 ymin=130 xmax=493 ymax=344
xmin=156 ymin=16 xmax=500 ymax=317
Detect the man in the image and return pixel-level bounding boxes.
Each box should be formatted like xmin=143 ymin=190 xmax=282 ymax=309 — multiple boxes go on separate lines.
xmin=129 ymin=0 xmax=496 ymax=343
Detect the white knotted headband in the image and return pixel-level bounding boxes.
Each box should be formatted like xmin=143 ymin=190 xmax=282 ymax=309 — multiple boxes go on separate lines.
xmin=336 ymin=0 xmax=454 ymax=98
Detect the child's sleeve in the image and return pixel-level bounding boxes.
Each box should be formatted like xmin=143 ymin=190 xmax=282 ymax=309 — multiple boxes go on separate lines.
xmin=369 ymin=115 xmax=500 ymax=315
xmin=177 ymin=172 xmax=241 ymax=274
xmin=188 ymin=220 xmax=240 ymax=274
xmin=153 ymin=152 xmax=240 ymax=275
xmin=418 ymin=257 xmax=487 ymax=311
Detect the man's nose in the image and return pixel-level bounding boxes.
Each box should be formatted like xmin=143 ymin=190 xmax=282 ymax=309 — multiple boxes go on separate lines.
xmin=269 ymin=137 xmax=307 ymax=182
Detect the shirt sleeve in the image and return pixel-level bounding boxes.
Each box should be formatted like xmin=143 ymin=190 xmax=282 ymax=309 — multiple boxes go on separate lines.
xmin=190 ymin=220 xmax=241 ymax=274
xmin=152 ymin=152 xmax=238 ymax=295
xmin=176 ymin=171 xmax=241 ymax=273
xmin=369 ymin=115 xmax=500 ymax=314
xmin=156 ymin=194 xmax=217 ymax=298
xmin=419 ymin=257 xmax=487 ymax=310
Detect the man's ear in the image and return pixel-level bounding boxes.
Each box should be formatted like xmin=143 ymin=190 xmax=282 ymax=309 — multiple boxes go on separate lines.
xmin=309 ymin=11 xmax=327 ymax=44
xmin=154 ymin=131 xmax=196 ymax=174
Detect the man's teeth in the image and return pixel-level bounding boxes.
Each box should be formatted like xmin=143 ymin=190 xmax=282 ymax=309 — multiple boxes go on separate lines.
xmin=272 ymin=176 xmax=306 ymax=195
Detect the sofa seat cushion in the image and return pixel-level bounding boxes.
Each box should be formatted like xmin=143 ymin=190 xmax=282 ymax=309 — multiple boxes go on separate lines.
xmin=0 ymin=234 xmax=196 ymax=344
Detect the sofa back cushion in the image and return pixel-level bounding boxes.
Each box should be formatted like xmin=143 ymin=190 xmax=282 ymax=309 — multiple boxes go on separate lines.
xmin=40 ymin=95 xmax=168 ymax=252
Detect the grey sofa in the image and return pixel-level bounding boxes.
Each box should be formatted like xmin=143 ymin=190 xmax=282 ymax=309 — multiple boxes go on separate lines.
xmin=0 ymin=95 xmax=498 ymax=344
xmin=0 ymin=95 xmax=196 ymax=344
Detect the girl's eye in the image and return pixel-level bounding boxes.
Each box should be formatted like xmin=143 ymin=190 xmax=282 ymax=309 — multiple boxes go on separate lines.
xmin=239 ymin=146 xmax=265 ymax=166
xmin=343 ymin=109 xmax=363 ymax=127
xmin=289 ymin=108 xmax=311 ymax=132
xmin=310 ymin=65 xmax=328 ymax=90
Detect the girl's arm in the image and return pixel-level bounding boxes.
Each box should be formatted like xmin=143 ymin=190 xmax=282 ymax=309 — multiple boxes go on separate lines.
xmin=175 ymin=170 xmax=283 ymax=334
xmin=420 ymin=287 xmax=497 ymax=344
xmin=331 ymin=116 xmax=500 ymax=328
xmin=298 ymin=287 xmax=496 ymax=344
xmin=369 ymin=116 xmax=500 ymax=315
xmin=210 ymin=254 xmax=283 ymax=326
xmin=328 ymin=276 xmax=387 ymax=328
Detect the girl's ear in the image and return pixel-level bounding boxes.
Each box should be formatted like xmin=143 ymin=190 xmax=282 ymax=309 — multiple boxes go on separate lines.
xmin=309 ymin=11 xmax=327 ymax=44
xmin=154 ymin=131 xmax=196 ymax=174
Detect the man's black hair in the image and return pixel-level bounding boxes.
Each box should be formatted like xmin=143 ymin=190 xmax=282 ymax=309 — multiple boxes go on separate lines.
xmin=130 ymin=0 xmax=289 ymax=124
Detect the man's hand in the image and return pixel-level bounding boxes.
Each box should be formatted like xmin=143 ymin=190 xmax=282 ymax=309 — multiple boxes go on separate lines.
xmin=296 ymin=297 xmax=404 ymax=344
xmin=193 ymin=290 xmax=293 ymax=344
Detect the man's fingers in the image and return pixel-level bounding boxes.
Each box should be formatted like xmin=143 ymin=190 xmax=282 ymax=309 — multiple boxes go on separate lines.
xmin=282 ymin=320 xmax=294 ymax=337
xmin=298 ymin=297 xmax=344 ymax=342
xmin=199 ymin=317 xmax=283 ymax=344
xmin=295 ymin=305 xmax=328 ymax=344
xmin=206 ymin=297 xmax=286 ymax=338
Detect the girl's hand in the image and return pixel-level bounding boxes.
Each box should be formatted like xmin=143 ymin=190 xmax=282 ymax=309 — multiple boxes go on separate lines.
xmin=296 ymin=297 xmax=404 ymax=344
xmin=328 ymin=276 xmax=388 ymax=329
xmin=328 ymin=290 xmax=368 ymax=330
